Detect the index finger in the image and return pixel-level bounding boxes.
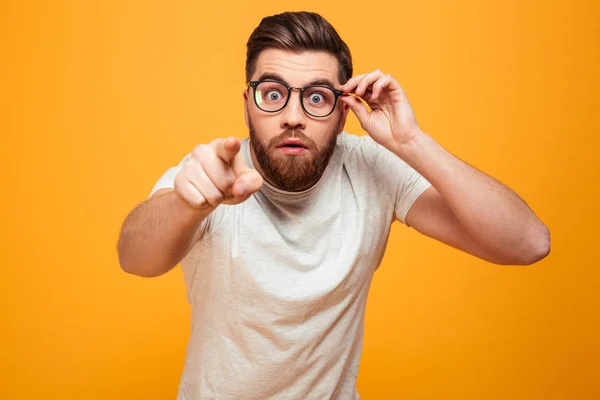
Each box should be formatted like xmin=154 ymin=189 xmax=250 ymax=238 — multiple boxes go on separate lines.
xmin=212 ymin=137 xmax=241 ymax=164
xmin=340 ymin=73 xmax=366 ymax=94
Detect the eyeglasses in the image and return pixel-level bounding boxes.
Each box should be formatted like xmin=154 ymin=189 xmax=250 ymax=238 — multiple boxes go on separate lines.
xmin=246 ymin=80 xmax=347 ymax=118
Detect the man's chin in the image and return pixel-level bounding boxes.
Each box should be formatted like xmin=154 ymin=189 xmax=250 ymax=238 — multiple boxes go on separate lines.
xmin=263 ymin=153 xmax=319 ymax=191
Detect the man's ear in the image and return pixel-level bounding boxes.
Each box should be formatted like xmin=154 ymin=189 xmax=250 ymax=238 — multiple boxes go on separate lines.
xmin=243 ymin=90 xmax=249 ymax=128
xmin=337 ymin=102 xmax=351 ymax=135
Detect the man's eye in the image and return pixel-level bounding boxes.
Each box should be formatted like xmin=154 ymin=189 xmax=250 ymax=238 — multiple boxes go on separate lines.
xmin=266 ymin=90 xmax=282 ymax=101
xmin=307 ymin=92 xmax=325 ymax=105
xmin=312 ymin=94 xmax=323 ymax=103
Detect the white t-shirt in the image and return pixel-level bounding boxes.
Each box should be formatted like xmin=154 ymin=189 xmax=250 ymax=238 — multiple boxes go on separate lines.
xmin=150 ymin=132 xmax=431 ymax=400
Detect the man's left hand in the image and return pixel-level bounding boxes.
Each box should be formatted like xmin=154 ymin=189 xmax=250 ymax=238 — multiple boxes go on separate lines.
xmin=340 ymin=70 xmax=422 ymax=152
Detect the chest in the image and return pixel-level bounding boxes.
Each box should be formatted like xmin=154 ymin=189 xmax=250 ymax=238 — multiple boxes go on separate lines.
xmin=183 ymin=169 xmax=393 ymax=314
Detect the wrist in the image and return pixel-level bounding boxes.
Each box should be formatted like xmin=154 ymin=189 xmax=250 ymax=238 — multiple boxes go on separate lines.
xmin=391 ymin=129 xmax=430 ymax=161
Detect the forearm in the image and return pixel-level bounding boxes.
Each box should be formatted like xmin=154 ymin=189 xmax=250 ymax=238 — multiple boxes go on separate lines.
xmin=395 ymin=131 xmax=550 ymax=264
xmin=117 ymin=190 xmax=215 ymax=277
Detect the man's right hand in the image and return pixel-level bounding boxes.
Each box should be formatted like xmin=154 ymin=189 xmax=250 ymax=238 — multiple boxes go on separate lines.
xmin=174 ymin=137 xmax=263 ymax=209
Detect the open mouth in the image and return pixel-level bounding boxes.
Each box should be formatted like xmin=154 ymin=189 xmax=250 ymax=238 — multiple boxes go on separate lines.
xmin=277 ymin=139 xmax=308 ymax=149
xmin=276 ymin=139 xmax=309 ymax=154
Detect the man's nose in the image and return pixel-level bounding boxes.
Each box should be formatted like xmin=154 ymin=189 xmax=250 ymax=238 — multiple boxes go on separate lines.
xmin=281 ymin=89 xmax=306 ymax=130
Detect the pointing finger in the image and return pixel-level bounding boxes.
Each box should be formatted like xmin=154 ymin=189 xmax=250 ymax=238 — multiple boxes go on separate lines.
xmin=230 ymin=148 xmax=252 ymax=177
xmin=212 ymin=137 xmax=241 ymax=164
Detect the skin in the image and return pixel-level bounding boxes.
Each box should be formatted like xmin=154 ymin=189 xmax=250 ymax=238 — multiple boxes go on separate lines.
xmin=243 ymin=49 xmax=350 ymax=192
xmin=117 ymin=48 xmax=550 ymax=278
xmin=339 ymin=69 xmax=551 ymax=265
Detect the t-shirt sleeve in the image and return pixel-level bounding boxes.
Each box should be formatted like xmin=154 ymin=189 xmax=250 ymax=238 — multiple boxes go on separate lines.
xmin=367 ymin=138 xmax=432 ymax=225
xmin=149 ymin=154 xmax=192 ymax=198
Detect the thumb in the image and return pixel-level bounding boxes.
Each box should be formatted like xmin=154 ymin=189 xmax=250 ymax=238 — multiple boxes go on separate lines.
xmin=231 ymin=169 xmax=263 ymax=199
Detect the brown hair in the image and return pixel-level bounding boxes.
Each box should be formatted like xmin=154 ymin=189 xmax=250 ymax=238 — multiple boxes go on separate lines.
xmin=245 ymin=11 xmax=353 ymax=85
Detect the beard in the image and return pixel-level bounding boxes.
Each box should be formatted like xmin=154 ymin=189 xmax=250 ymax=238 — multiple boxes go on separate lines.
xmin=248 ymin=117 xmax=342 ymax=192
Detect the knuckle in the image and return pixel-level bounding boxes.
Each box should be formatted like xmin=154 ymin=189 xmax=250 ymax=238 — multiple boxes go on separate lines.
xmin=205 ymin=191 xmax=224 ymax=205
xmin=192 ymin=193 xmax=206 ymax=208
xmin=191 ymin=144 xmax=202 ymax=156
xmin=192 ymin=144 xmax=210 ymax=159
xmin=210 ymin=137 xmax=223 ymax=147
xmin=222 ymin=174 xmax=236 ymax=189
xmin=174 ymin=171 xmax=190 ymax=188
xmin=174 ymin=181 xmax=200 ymax=207
xmin=215 ymin=176 xmax=235 ymax=198
xmin=174 ymin=173 xmax=183 ymax=188
xmin=189 ymin=195 xmax=204 ymax=208
xmin=182 ymin=160 xmax=203 ymax=179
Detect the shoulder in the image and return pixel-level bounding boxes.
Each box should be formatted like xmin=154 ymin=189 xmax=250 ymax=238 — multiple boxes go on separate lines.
xmin=337 ymin=132 xmax=422 ymax=186
xmin=337 ymin=132 xmax=380 ymax=157
xmin=337 ymin=131 xmax=389 ymax=166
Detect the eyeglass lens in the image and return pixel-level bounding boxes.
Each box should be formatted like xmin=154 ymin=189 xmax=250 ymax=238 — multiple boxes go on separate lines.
xmin=254 ymin=81 xmax=337 ymax=117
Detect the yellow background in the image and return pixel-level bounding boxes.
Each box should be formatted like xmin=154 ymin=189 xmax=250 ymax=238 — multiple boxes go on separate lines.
xmin=2 ymin=0 xmax=598 ymax=399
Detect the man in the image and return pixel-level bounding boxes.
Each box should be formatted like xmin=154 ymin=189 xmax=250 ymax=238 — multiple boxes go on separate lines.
xmin=117 ymin=11 xmax=550 ymax=400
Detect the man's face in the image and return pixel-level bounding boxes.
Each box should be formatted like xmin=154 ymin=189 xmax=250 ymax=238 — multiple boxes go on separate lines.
xmin=244 ymin=49 xmax=349 ymax=192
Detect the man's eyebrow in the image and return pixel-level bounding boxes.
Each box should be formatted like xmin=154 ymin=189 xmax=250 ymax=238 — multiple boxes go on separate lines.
xmin=255 ymin=73 xmax=337 ymax=88
xmin=256 ymin=73 xmax=288 ymax=84
xmin=307 ymin=78 xmax=336 ymax=88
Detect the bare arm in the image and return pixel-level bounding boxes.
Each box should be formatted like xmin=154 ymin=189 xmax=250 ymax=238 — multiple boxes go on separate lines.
xmin=117 ymin=137 xmax=263 ymax=277
xmin=117 ymin=188 xmax=215 ymax=277
xmin=340 ymin=70 xmax=550 ymax=265
xmin=402 ymin=133 xmax=549 ymax=265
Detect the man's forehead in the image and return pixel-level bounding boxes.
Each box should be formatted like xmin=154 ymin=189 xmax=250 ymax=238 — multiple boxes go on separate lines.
xmin=253 ymin=49 xmax=340 ymax=86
